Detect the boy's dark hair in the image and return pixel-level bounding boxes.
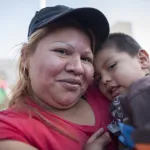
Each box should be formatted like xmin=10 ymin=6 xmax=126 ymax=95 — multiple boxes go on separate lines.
xmin=96 ymin=33 xmax=142 ymax=56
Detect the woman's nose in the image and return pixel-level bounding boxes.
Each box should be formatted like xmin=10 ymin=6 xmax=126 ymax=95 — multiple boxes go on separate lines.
xmin=65 ymin=56 xmax=84 ymax=75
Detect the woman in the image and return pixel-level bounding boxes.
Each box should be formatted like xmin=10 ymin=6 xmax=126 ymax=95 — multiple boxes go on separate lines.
xmin=0 ymin=5 xmax=117 ymax=150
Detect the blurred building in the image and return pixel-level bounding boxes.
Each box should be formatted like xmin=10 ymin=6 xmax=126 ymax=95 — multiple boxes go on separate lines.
xmin=110 ymin=21 xmax=133 ymax=36
xmin=0 ymin=59 xmax=17 ymax=108
xmin=0 ymin=59 xmax=17 ymax=87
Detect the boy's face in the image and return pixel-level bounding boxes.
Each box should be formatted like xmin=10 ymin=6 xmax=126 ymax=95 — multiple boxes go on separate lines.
xmin=94 ymin=47 xmax=149 ymax=101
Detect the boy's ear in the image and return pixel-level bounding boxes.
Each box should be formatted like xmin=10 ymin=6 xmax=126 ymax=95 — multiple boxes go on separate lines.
xmin=138 ymin=49 xmax=150 ymax=69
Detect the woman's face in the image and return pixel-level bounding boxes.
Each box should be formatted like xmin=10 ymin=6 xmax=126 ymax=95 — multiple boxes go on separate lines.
xmin=28 ymin=27 xmax=94 ymax=109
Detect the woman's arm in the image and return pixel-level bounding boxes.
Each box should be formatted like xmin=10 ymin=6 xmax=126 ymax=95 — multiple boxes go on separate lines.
xmin=0 ymin=140 xmax=38 ymax=150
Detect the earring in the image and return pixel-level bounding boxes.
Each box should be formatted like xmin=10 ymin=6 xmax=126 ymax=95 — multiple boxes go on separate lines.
xmin=23 ymin=66 xmax=26 ymax=73
xmin=23 ymin=66 xmax=29 ymax=80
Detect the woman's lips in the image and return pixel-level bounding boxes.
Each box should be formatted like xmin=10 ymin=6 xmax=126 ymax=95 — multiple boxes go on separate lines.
xmin=58 ymin=78 xmax=81 ymax=91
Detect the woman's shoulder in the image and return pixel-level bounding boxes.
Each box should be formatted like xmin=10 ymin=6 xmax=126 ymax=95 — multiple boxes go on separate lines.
xmin=0 ymin=107 xmax=82 ymax=150
xmin=0 ymin=107 xmax=33 ymax=121
xmin=0 ymin=107 xmax=56 ymax=149
xmin=0 ymin=107 xmax=50 ymax=131
xmin=0 ymin=107 xmax=26 ymax=119
xmin=0 ymin=107 xmax=39 ymax=132
xmin=0 ymin=108 xmax=33 ymax=145
xmin=0 ymin=107 xmax=51 ymax=136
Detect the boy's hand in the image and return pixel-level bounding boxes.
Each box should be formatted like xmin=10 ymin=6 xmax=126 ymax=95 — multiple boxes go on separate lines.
xmin=84 ymin=128 xmax=111 ymax=150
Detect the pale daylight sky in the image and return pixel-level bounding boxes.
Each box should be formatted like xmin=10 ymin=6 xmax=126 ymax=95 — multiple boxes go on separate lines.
xmin=0 ymin=0 xmax=150 ymax=59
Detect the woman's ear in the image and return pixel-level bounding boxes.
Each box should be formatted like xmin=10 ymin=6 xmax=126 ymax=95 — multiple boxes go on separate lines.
xmin=21 ymin=43 xmax=29 ymax=69
xmin=138 ymin=49 xmax=150 ymax=69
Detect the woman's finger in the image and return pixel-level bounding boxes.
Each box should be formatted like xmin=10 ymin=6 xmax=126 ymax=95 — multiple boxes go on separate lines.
xmin=96 ymin=132 xmax=111 ymax=145
xmin=86 ymin=128 xmax=104 ymax=144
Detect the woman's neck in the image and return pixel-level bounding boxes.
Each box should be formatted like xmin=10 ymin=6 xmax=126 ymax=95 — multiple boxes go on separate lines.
xmin=28 ymin=93 xmax=95 ymax=126
xmin=29 ymin=93 xmax=81 ymax=117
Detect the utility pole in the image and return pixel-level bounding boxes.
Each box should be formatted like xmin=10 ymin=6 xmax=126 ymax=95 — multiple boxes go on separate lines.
xmin=40 ymin=0 xmax=46 ymax=9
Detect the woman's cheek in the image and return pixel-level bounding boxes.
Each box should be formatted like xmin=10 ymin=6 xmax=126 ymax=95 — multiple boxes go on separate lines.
xmin=86 ymin=65 xmax=94 ymax=84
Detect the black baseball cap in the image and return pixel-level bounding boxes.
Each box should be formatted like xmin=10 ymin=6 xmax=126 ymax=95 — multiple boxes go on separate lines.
xmin=28 ymin=5 xmax=109 ymax=47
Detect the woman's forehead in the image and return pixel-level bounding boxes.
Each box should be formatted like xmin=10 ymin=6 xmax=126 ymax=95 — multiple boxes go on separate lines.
xmin=36 ymin=27 xmax=93 ymax=53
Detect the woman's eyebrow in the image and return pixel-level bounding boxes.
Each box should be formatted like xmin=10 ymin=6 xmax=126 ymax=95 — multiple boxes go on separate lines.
xmin=52 ymin=41 xmax=75 ymax=49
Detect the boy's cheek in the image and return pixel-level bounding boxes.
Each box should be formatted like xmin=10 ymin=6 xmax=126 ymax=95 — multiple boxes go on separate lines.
xmin=98 ymin=84 xmax=113 ymax=101
xmin=99 ymin=83 xmax=127 ymax=101
xmin=118 ymin=87 xmax=127 ymax=96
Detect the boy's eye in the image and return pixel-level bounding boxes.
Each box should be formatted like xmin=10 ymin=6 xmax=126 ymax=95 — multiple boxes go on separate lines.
xmin=108 ymin=63 xmax=116 ymax=70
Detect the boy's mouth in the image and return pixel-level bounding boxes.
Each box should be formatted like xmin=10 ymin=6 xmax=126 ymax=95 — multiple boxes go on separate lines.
xmin=107 ymin=85 xmax=121 ymax=98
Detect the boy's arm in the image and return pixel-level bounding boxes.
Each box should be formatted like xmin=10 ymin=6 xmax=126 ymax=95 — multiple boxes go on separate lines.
xmin=128 ymin=76 xmax=150 ymax=128
xmin=119 ymin=76 xmax=150 ymax=143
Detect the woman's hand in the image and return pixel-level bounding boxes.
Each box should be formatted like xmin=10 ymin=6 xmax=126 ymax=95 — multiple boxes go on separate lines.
xmin=84 ymin=128 xmax=111 ymax=150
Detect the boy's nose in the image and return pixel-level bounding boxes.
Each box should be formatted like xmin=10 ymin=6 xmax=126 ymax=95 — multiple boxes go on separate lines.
xmin=102 ymin=75 xmax=112 ymax=86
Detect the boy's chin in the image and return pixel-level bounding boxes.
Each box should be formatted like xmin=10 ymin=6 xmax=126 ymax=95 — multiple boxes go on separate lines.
xmin=110 ymin=91 xmax=127 ymax=101
xmin=106 ymin=95 xmax=115 ymax=101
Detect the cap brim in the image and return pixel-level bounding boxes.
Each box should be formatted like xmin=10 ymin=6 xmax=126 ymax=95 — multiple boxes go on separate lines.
xmin=69 ymin=8 xmax=110 ymax=43
xmin=37 ymin=7 xmax=109 ymax=49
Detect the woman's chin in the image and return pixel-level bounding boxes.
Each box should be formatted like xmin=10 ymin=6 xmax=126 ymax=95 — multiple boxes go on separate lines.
xmin=56 ymin=98 xmax=78 ymax=109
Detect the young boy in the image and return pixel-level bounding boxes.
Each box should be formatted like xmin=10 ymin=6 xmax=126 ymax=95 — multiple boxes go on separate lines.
xmin=94 ymin=33 xmax=150 ymax=150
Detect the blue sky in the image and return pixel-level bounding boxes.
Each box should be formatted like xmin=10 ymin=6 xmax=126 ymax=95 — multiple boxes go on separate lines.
xmin=0 ymin=0 xmax=150 ymax=59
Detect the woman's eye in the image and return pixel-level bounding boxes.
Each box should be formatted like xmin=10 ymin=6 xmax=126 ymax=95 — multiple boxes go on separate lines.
xmin=55 ymin=49 xmax=69 ymax=55
xmin=108 ymin=63 xmax=116 ymax=70
xmin=81 ymin=57 xmax=93 ymax=63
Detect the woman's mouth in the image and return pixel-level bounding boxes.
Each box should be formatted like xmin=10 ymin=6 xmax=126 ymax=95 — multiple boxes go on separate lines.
xmin=58 ymin=78 xmax=81 ymax=91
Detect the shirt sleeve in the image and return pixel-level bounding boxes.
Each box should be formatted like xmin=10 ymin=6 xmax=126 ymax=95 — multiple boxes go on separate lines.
xmin=136 ymin=144 xmax=150 ymax=150
xmin=0 ymin=112 xmax=29 ymax=144
xmin=127 ymin=76 xmax=150 ymax=128
xmin=123 ymin=76 xmax=150 ymax=143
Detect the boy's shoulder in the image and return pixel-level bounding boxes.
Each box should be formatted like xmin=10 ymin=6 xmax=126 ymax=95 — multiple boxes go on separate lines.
xmin=120 ymin=76 xmax=150 ymax=128
xmin=128 ymin=76 xmax=150 ymax=98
